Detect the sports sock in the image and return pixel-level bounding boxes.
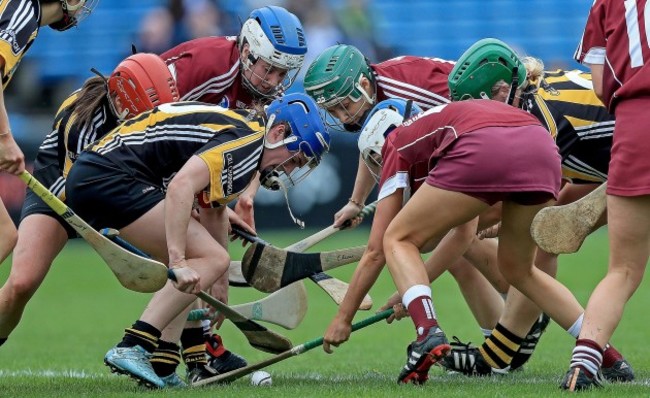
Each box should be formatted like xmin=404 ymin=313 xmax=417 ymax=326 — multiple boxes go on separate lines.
xmin=602 ymin=343 xmax=623 ymax=368
xmin=567 ymin=313 xmax=583 ymax=338
xmin=151 ymin=340 xmax=181 ymax=377
xmin=479 ymin=323 xmax=523 ymax=370
xmin=117 ymin=320 xmax=161 ymax=353
xmin=570 ymin=339 xmax=603 ymax=378
xmin=201 ymin=319 xmax=211 ymax=340
xmin=403 ymin=285 xmax=438 ymax=341
xmin=181 ymin=327 xmax=208 ymax=370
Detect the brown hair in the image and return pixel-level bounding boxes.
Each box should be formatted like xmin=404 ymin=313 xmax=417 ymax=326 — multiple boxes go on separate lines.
xmin=66 ymin=76 xmax=109 ymax=128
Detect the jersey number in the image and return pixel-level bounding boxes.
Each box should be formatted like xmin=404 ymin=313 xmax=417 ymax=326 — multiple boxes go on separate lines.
xmin=624 ymin=0 xmax=650 ymax=68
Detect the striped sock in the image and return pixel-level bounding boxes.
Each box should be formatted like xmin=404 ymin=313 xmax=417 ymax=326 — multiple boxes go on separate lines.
xmin=479 ymin=323 xmax=523 ymax=370
xmin=570 ymin=339 xmax=603 ymax=377
xmin=181 ymin=327 xmax=208 ymax=370
xmin=117 ymin=320 xmax=161 ymax=353
xmin=602 ymin=343 xmax=623 ymax=368
xmin=151 ymin=340 xmax=181 ymax=377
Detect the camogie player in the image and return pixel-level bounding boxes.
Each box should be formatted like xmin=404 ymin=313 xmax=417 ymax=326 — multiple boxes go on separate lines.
xmin=305 ymin=44 xmax=527 ymax=361
xmin=158 ymin=5 xmax=307 ymax=380
xmin=0 ymin=0 xmax=97 ymax=262
xmin=65 ymin=94 xmax=330 ymax=389
xmin=0 ymin=53 xmax=179 ymax=349
xmin=325 ymin=97 xmax=563 ymax=385
xmin=429 ymin=38 xmax=632 ymax=381
xmin=564 ymin=0 xmax=650 ymax=390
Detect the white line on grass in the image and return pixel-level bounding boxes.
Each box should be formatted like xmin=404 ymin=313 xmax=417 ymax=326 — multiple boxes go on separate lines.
xmin=2 ymin=369 xmax=649 ymax=387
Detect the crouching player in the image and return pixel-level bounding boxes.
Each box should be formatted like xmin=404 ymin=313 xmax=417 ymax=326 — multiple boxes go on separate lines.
xmin=65 ymin=93 xmax=330 ymax=388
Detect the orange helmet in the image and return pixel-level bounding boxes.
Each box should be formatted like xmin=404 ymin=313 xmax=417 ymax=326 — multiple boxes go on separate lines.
xmin=107 ymin=53 xmax=180 ymax=120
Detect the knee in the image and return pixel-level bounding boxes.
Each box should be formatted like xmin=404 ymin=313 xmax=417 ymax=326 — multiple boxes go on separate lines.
xmin=4 ymin=273 xmax=41 ymax=302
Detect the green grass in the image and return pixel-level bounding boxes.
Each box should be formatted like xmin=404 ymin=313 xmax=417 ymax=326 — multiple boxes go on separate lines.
xmin=1 ymin=227 xmax=649 ymax=397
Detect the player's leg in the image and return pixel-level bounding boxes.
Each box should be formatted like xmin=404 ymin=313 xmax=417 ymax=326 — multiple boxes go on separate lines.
xmin=564 ymin=194 xmax=650 ymax=389
xmin=0 ymin=200 xmax=17 ymax=264
xmin=384 ymin=185 xmax=488 ymax=384
xmin=104 ymin=202 xmax=229 ymax=388
xmin=0 ymin=214 xmax=68 ymax=343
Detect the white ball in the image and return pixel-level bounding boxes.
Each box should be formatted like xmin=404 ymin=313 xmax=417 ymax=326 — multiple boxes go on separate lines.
xmin=250 ymin=370 xmax=272 ymax=386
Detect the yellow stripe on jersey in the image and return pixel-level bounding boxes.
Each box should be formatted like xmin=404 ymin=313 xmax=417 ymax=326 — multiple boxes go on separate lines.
xmin=564 ymin=115 xmax=598 ymax=129
xmin=199 ymin=130 xmax=264 ymax=204
xmin=538 ymin=89 xmax=605 ymax=108
xmin=62 ymin=113 xmax=80 ymax=178
xmin=532 ymin=95 xmax=558 ymax=139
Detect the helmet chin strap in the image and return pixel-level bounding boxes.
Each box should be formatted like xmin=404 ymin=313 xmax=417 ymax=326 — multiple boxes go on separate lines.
xmin=507 ymin=67 xmax=520 ymax=106
xmin=259 ymin=167 xmax=305 ymax=228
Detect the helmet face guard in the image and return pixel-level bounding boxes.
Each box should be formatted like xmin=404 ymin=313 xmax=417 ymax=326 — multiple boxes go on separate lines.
xmin=261 ymin=93 xmax=330 ymax=190
xmin=448 ymin=38 xmax=527 ymax=103
xmin=358 ymin=99 xmax=423 ymax=182
xmin=105 ymin=53 xmax=180 ymax=121
xmin=49 ymin=0 xmax=99 ymax=31
xmin=304 ymin=44 xmax=375 ymax=131
xmin=239 ymin=6 xmax=307 ymax=99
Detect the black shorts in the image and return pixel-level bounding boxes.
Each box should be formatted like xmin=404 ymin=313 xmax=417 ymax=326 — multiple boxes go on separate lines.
xmin=65 ymin=152 xmax=165 ymax=230
xmin=20 ymin=145 xmax=77 ymax=238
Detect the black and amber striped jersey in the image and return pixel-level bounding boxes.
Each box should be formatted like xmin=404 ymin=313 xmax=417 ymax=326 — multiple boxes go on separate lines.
xmin=55 ymin=91 xmax=117 ymax=177
xmin=88 ymin=102 xmax=266 ymax=206
xmin=521 ymin=69 xmax=613 ymax=183
xmin=31 ymin=91 xmax=116 ymax=200
xmin=0 ymin=0 xmax=40 ymax=88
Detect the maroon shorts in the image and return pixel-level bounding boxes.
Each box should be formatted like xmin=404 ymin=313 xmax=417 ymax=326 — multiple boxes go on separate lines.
xmin=426 ymin=125 xmax=562 ymax=206
xmin=608 ymin=98 xmax=650 ymax=196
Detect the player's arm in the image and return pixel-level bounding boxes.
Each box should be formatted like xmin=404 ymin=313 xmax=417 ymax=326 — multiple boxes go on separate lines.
xmin=165 ymin=155 xmax=210 ymax=293
xmin=323 ymin=189 xmax=403 ymax=353
xmin=333 ymin=154 xmax=376 ymax=228
xmin=587 ymin=63 xmax=604 ymax=103
xmin=233 ymin=174 xmax=259 ymax=231
xmin=0 ymin=57 xmax=24 ymax=175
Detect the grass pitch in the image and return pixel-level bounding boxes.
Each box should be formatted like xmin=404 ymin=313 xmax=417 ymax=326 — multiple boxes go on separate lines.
xmin=1 ymin=227 xmax=648 ymax=397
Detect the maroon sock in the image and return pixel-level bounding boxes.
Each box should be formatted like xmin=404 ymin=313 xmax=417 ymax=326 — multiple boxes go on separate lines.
xmin=406 ymin=295 xmax=438 ymax=341
xmin=570 ymin=339 xmax=603 ymax=377
xmin=602 ymin=344 xmax=623 ymax=368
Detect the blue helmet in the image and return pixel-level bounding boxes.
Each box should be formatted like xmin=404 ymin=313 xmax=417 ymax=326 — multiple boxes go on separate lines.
xmin=266 ymin=92 xmax=330 ymax=163
xmin=358 ymin=99 xmax=423 ymax=181
xmin=239 ymin=6 xmax=307 ymax=98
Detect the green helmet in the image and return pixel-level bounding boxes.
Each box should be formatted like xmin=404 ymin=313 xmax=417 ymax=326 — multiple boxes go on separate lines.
xmin=448 ymin=38 xmax=527 ymax=102
xmin=304 ymin=44 xmax=374 ymax=108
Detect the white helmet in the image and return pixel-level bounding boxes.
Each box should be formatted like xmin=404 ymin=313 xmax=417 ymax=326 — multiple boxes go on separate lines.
xmin=239 ymin=6 xmax=307 ymax=98
xmin=358 ymin=99 xmax=422 ymax=181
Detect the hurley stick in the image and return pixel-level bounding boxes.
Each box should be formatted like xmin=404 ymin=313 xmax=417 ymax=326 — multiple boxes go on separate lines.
xmin=531 ymin=183 xmax=607 ymax=254
xmin=19 ymin=171 xmax=167 ymax=293
xmin=192 ymin=308 xmax=394 ymax=386
xmin=103 ymin=230 xmax=293 ymax=354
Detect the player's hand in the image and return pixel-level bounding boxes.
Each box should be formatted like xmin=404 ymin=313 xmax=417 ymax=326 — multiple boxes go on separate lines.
xmin=234 ymin=194 xmax=255 ymax=230
xmin=478 ymin=222 xmax=500 ymax=239
xmin=0 ymin=133 xmax=25 ymax=175
xmin=169 ymin=261 xmax=201 ymax=294
xmin=333 ymin=203 xmax=363 ymax=229
xmin=323 ymin=315 xmax=352 ymax=354
xmin=227 ymin=207 xmax=256 ymax=247
xmin=379 ymin=292 xmax=409 ymax=323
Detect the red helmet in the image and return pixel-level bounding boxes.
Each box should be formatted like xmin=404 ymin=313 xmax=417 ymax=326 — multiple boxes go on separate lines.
xmin=107 ymin=53 xmax=180 ymax=120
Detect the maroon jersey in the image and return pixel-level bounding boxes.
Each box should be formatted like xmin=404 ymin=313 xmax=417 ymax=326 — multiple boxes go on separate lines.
xmin=378 ymin=100 xmax=542 ymax=199
xmin=575 ymin=0 xmax=650 ymax=111
xmin=372 ymin=56 xmax=454 ymax=110
xmin=161 ymin=36 xmax=256 ymax=109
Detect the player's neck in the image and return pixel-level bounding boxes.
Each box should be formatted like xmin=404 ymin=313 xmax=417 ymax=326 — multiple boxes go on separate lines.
xmin=40 ymin=3 xmax=65 ymax=27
